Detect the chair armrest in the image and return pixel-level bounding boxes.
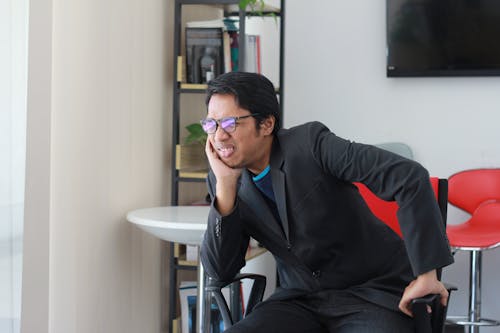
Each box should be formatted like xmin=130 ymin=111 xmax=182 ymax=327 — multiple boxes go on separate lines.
xmin=206 ymin=273 xmax=266 ymax=329
xmin=411 ymin=284 xmax=457 ymax=333
xmin=206 ymin=273 xmax=266 ymax=290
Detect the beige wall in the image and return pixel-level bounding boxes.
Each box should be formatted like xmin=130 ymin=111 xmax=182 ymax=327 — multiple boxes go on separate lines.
xmin=22 ymin=0 xmax=173 ymax=332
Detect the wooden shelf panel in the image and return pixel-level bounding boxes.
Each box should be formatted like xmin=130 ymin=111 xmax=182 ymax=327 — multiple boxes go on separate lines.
xmin=180 ymin=83 xmax=208 ymax=90
xmin=178 ymin=171 xmax=208 ymax=179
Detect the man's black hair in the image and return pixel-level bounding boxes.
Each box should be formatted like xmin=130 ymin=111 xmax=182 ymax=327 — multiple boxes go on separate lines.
xmin=206 ymin=72 xmax=281 ymax=134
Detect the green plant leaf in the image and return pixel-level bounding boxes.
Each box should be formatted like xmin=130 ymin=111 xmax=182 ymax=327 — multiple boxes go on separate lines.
xmin=239 ymin=0 xmax=276 ymax=20
xmin=184 ymin=123 xmax=207 ymax=145
xmin=239 ymin=0 xmax=265 ymax=14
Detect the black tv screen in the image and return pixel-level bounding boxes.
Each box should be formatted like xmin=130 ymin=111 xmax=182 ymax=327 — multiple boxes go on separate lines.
xmin=387 ymin=0 xmax=500 ymax=77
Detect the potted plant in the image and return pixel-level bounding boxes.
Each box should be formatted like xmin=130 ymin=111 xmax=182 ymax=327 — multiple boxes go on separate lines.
xmin=239 ymin=0 xmax=267 ymax=13
xmin=176 ymin=123 xmax=208 ymax=172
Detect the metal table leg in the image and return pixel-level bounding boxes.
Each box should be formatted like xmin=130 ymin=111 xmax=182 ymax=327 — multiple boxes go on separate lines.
xmin=196 ymin=248 xmax=211 ymax=333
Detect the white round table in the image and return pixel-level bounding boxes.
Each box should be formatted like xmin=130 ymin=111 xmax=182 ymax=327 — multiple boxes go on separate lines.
xmin=126 ymin=206 xmax=211 ymax=333
xmin=127 ymin=206 xmax=210 ymax=245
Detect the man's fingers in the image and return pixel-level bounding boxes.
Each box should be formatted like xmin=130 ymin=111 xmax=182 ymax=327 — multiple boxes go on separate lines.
xmin=441 ymin=289 xmax=449 ymax=307
xmin=398 ymin=299 xmax=413 ymax=317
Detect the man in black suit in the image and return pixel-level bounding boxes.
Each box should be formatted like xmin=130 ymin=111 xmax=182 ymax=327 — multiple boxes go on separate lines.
xmin=200 ymin=72 xmax=453 ymax=332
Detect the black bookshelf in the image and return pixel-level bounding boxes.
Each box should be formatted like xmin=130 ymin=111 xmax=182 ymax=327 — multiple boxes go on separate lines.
xmin=167 ymin=1 xmax=284 ymax=331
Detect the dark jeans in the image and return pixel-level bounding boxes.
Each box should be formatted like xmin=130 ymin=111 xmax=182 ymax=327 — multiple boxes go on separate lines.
xmin=224 ymin=290 xmax=414 ymax=333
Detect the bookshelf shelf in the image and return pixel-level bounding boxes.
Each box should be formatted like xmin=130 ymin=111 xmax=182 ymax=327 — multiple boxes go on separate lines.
xmin=178 ymin=171 xmax=208 ymax=179
xmin=179 ymin=83 xmax=208 ymax=90
xmin=168 ymin=0 xmax=284 ymax=331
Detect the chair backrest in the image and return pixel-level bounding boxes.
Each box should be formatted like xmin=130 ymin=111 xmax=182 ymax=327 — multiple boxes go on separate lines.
xmin=354 ymin=177 xmax=445 ymax=237
xmin=375 ymin=142 xmax=414 ymax=160
xmin=448 ymin=169 xmax=500 ymax=214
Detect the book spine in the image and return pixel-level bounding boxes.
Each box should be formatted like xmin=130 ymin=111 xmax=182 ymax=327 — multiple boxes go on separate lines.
xmin=256 ymin=35 xmax=261 ymax=74
xmin=223 ymin=31 xmax=231 ymax=73
xmin=229 ymin=31 xmax=239 ymax=71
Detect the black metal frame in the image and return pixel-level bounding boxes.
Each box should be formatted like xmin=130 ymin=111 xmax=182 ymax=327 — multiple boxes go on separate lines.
xmin=206 ymin=273 xmax=267 ymax=330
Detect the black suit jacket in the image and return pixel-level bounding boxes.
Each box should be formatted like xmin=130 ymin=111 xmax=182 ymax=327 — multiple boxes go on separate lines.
xmin=201 ymin=121 xmax=453 ymax=311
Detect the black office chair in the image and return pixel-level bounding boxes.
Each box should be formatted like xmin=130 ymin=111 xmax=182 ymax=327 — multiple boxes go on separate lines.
xmin=206 ymin=273 xmax=266 ymax=330
xmin=208 ymin=178 xmax=456 ymax=333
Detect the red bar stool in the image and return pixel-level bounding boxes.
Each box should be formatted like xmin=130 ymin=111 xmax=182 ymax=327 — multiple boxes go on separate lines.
xmin=446 ymin=169 xmax=500 ymax=332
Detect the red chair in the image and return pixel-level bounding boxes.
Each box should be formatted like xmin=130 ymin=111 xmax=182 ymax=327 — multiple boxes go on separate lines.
xmin=355 ymin=177 xmax=454 ymax=333
xmin=445 ymin=169 xmax=500 ymax=332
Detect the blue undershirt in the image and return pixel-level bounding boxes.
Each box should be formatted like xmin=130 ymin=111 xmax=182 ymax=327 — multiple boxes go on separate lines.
xmin=252 ymin=165 xmax=282 ymax=224
xmin=252 ymin=165 xmax=275 ymax=202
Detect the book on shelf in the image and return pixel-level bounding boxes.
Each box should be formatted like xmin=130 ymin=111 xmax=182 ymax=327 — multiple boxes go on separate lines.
xmin=186 ymin=18 xmax=238 ymax=31
xmin=179 ymin=281 xmax=236 ymax=333
xmin=228 ymin=30 xmax=239 ymax=71
xmin=174 ymin=243 xmax=197 ymax=266
xmin=244 ymin=34 xmax=261 ymax=74
xmin=223 ymin=31 xmax=231 ymax=73
xmin=184 ymin=19 xmax=239 ymax=84
xmin=186 ymin=245 xmax=198 ymax=262
xmin=185 ymin=27 xmax=225 ymax=84
xmin=184 ymin=18 xmax=263 ymax=79
xmin=179 ymin=281 xmax=198 ymax=333
xmin=224 ymin=18 xmax=239 ymax=72
xmin=172 ymin=317 xmax=181 ymax=333
xmin=185 ymin=19 xmax=226 ymax=29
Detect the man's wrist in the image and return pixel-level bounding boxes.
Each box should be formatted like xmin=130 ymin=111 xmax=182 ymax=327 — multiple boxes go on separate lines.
xmin=215 ymin=183 xmax=237 ymax=216
xmin=417 ymin=269 xmax=438 ymax=282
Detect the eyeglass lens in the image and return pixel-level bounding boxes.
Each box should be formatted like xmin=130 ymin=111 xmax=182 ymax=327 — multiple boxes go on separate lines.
xmin=201 ymin=117 xmax=237 ymax=134
xmin=220 ymin=117 xmax=236 ymax=132
xmin=201 ymin=119 xmax=217 ymax=134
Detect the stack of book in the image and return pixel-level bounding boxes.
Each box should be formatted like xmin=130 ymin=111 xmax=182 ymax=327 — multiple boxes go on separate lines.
xmin=184 ymin=18 xmax=261 ymax=84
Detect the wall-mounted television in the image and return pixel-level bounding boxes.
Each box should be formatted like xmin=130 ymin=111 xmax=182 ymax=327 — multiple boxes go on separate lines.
xmin=387 ymin=0 xmax=500 ymax=77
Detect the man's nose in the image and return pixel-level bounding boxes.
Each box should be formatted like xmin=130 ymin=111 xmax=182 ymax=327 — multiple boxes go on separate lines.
xmin=214 ymin=125 xmax=229 ymax=140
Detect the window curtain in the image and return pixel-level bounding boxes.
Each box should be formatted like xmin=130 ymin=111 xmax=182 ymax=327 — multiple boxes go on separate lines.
xmin=0 ymin=0 xmax=29 ymax=332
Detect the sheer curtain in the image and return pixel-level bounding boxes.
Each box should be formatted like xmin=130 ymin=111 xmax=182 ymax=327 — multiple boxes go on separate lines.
xmin=0 ymin=0 xmax=29 ymax=332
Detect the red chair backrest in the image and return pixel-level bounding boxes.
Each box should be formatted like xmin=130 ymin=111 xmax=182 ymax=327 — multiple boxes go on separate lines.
xmin=354 ymin=177 xmax=440 ymax=237
xmin=448 ymin=169 xmax=500 ymax=214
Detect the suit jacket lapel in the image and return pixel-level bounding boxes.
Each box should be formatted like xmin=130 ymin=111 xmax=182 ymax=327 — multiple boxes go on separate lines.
xmin=239 ymin=171 xmax=286 ymax=241
xmin=270 ymin=139 xmax=290 ymax=242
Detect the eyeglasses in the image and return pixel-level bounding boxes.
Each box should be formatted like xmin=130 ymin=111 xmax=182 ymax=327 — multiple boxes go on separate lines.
xmin=200 ymin=114 xmax=259 ymax=134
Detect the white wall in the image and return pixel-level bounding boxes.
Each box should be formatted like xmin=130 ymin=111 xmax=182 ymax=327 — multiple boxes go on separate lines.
xmin=0 ymin=0 xmax=28 ymax=331
xmin=246 ymin=16 xmax=281 ymax=89
xmin=22 ymin=0 xmax=173 ymax=332
xmin=284 ymin=0 xmax=500 ymax=327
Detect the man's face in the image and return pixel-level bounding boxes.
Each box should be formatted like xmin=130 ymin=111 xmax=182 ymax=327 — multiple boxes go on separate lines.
xmin=206 ymin=94 xmax=273 ymax=173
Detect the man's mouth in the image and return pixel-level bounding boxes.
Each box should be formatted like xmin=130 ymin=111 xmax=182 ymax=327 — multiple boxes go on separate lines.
xmin=215 ymin=144 xmax=235 ymax=159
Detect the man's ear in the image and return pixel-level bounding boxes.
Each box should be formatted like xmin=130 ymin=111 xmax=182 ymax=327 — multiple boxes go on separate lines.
xmin=260 ymin=116 xmax=275 ymax=135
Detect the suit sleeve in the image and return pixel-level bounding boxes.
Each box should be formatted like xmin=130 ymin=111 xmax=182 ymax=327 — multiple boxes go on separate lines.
xmin=200 ymin=171 xmax=250 ymax=282
xmin=307 ymin=121 xmax=453 ymax=276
